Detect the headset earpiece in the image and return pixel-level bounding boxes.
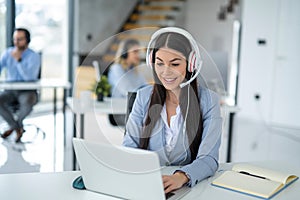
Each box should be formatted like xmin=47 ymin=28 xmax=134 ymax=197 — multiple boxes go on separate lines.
xmin=148 ymin=50 xmax=153 ymax=67
xmin=121 ymin=52 xmax=128 ymax=59
xmin=188 ymin=51 xmax=196 ymax=72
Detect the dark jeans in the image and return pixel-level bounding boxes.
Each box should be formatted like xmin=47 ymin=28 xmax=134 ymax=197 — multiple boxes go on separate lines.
xmin=0 ymin=90 xmax=38 ymax=129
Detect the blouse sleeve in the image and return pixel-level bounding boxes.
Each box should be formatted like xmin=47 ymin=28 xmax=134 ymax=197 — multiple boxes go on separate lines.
xmin=178 ymin=89 xmax=222 ymax=187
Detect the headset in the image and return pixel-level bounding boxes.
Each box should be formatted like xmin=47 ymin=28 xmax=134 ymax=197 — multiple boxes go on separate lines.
xmin=146 ymin=28 xmax=204 ymax=163
xmin=146 ymin=27 xmax=203 ymax=88
xmin=15 ymin=28 xmax=31 ymax=44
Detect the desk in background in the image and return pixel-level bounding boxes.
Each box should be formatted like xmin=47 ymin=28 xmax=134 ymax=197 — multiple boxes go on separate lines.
xmin=67 ymin=97 xmax=239 ymax=141
xmin=67 ymin=97 xmax=126 ymax=139
xmin=67 ymin=97 xmax=127 ymax=169
xmin=0 ymin=162 xmax=298 ymax=200
xmin=67 ymin=97 xmax=239 ymax=169
xmin=0 ymin=79 xmax=71 ymax=139
xmin=0 ymin=79 xmax=71 ymax=171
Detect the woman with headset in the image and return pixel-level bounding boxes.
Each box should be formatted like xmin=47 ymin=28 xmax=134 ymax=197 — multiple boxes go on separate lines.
xmin=123 ymin=27 xmax=222 ymax=193
xmin=108 ymin=38 xmax=147 ymax=98
xmin=108 ymin=39 xmax=147 ymax=126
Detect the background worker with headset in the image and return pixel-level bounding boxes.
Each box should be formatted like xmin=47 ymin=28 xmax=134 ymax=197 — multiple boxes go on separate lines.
xmin=108 ymin=38 xmax=147 ymax=126
xmin=0 ymin=28 xmax=41 ymax=142
xmin=123 ymin=27 xmax=222 ymax=193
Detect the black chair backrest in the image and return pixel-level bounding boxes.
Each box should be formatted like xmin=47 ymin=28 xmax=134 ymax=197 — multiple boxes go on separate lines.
xmin=124 ymin=91 xmax=137 ymax=135
xmin=38 ymin=51 xmax=42 ymax=79
xmin=125 ymin=91 xmax=137 ymax=124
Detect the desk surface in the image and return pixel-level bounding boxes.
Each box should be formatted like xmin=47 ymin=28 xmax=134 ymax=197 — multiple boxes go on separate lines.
xmin=67 ymin=97 xmax=127 ymax=114
xmin=0 ymin=162 xmax=298 ymax=200
xmin=0 ymin=78 xmax=71 ymax=90
xmin=67 ymin=97 xmax=239 ymax=115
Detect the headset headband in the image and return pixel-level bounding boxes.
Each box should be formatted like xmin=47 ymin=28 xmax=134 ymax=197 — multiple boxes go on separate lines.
xmin=146 ymin=27 xmax=203 ymax=87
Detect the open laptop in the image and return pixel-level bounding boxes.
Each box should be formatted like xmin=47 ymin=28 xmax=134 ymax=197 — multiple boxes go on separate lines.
xmin=73 ymin=138 xmax=191 ymax=200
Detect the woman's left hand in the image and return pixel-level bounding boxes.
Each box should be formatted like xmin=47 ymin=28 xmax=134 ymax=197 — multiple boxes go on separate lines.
xmin=162 ymin=172 xmax=189 ymax=193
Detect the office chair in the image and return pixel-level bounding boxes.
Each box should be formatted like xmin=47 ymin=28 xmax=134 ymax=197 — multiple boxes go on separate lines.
xmin=125 ymin=91 xmax=137 ymax=124
xmin=124 ymin=91 xmax=137 ymax=135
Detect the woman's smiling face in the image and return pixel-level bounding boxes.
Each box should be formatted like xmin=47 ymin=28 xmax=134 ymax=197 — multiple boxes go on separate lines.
xmin=154 ymin=47 xmax=187 ymax=91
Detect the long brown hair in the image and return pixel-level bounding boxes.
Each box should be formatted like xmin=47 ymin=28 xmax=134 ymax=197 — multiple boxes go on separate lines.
xmin=140 ymin=32 xmax=203 ymax=161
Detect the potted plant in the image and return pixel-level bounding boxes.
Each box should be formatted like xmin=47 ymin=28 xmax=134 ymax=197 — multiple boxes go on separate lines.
xmin=91 ymin=75 xmax=111 ymax=101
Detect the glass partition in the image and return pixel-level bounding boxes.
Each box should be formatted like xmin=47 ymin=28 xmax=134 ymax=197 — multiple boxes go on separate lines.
xmin=0 ymin=0 xmax=6 ymax=81
xmin=0 ymin=0 xmax=6 ymax=54
xmin=15 ymin=0 xmax=68 ymax=101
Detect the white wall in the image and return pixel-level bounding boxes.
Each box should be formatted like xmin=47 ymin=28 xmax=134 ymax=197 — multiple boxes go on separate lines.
xmin=185 ymin=0 xmax=241 ymax=96
xmin=185 ymin=0 xmax=240 ymax=52
xmin=184 ymin=0 xmax=242 ymax=162
xmin=237 ymin=0 xmax=300 ymax=127
xmin=74 ymin=0 xmax=138 ymax=55
xmin=237 ymin=0 xmax=278 ymax=121
xmin=233 ymin=0 xmax=300 ymax=167
xmin=270 ymin=0 xmax=300 ymax=128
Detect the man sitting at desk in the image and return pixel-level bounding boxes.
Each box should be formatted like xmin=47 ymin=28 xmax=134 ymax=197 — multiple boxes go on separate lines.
xmin=0 ymin=28 xmax=41 ymax=142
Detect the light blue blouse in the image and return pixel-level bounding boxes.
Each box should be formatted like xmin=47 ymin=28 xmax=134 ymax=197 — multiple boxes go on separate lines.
xmin=108 ymin=63 xmax=147 ymax=97
xmin=0 ymin=47 xmax=41 ymax=82
xmin=123 ymin=85 xmax=222 ymax=187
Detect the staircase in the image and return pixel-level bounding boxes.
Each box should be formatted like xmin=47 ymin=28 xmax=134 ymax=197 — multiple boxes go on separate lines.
xmin=99 ymin=0 xmax=187 ymax=75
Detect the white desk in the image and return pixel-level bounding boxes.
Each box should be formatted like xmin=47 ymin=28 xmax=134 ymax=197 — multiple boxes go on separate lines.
xmin=0 ymin=79 xmax=71 ymax=171
xmin=67 ymin=97 xmax=127 ymax=138
xmin=66 ymin=97 xmax=240 ymax=140
xmin=67 ymin=97 xmax=126 ymax=114
xmin=0 ymin=79 xmax=71 ymax=140
xmin=67 ymin=97 xmax=240 ymax=169
xmin=67 ymin=97 xmax=127 ymax=170
xmin=0 ymin=162 xmax=298 ymax=200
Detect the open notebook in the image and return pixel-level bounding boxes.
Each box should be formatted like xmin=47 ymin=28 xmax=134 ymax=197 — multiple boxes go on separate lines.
xmin=212 ymin=163 xmax=298 ymax=199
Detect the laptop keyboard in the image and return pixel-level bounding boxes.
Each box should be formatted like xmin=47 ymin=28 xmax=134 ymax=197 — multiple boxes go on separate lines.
xmin=165 ymin=192 xmax=175 ymax=199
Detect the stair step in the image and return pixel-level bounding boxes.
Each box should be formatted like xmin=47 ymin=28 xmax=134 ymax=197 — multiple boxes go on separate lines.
xmin=144 ymin=0 xmax=186 ymax=2
xmin=130 ymin=14 xmax=174 ymax=21
xmin=102 ymin=54 xmax=116 ymax=63
xmin=144 ymin=0 xmax=184 ymax=1
xmin=143 ymin=0 xmax=185 ymax=7
xmin=110 ymin=44 xmax=119 ymax=51
xmin=137 ymin=5 xmax=180 ymax=11
xmin=102 ymin=53 xmax=147 ymax=64
xmin=132 ymin=20 xmax=176 ymax=26
xmin=117 ymin=34 xmax=151 ymax=41
xmin=123 ymin=24 xmax=161 ymax=30
xmin=109 ymin=41 xmax=148 ymax=53
xmin=137 ymin=9 xmax=183 ymax=16
xmin=100 ymin=0 xmax=187 ymax=66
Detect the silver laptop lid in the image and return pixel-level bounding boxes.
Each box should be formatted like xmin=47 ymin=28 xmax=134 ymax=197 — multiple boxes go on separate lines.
xmin=73 ymin=138 xmax=165 ymax=199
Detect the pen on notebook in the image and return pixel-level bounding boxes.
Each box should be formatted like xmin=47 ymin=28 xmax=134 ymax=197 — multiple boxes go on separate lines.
xmin=239 ymin=171 xmax=270 ymax=180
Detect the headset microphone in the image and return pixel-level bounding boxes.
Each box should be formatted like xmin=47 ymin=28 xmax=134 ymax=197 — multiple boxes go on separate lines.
xmin=179 ymin=60 xmax=203 ymax=88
